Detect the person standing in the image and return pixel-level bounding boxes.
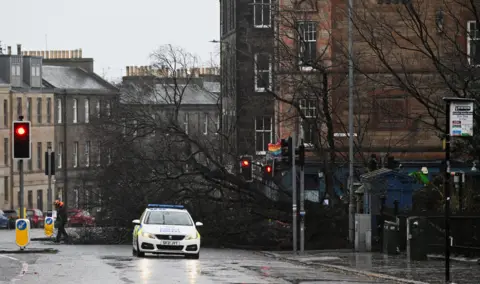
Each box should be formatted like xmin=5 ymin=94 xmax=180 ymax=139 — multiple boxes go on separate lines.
xmin=54 ymin=200 xmax=69 ymax=243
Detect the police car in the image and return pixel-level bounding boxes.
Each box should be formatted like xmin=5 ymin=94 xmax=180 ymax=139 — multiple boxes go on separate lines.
xmin=132 ymin=204 xmax=202 ymax=259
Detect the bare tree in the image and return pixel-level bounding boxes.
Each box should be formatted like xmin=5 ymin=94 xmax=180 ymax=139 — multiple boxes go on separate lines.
xmin=87 ymin=45 xmax=296 ymax=248
xmin=342 ymin=0 xmax=480 ymax=211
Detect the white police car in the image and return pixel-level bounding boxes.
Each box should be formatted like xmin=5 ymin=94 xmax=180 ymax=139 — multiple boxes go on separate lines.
xmin=132 ymin=204 xmax=202 ymax=259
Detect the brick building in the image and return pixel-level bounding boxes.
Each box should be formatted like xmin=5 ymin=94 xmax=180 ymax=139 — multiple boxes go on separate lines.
xmin=0 ymin=44 xmax=55 ymax=211
xmin=25 ymin=48 xmax=119 ymax=211
xmin=274 ymin=0 xmax=480 ymax=199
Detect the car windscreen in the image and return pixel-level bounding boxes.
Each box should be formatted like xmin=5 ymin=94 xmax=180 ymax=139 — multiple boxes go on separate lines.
xmin=27 ymin=210 xmax=34 ymax=216
xmin=145 ymin=211 xmax=193 ymax=226
xmin=4 ymin=211 xmax=17 ymax=217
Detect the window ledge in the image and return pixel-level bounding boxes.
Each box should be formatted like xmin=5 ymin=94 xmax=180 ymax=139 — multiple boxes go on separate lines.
xmin=254 ymin=25 xmax=272 ymax=28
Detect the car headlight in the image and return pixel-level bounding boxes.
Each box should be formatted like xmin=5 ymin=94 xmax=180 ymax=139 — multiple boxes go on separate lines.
xmin=185 ymin=231 xmax=200 ymax=240
xmin=141 ymin=232 xmax=156 ymax=239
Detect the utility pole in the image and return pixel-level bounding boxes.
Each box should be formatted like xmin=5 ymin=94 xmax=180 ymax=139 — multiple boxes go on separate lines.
xmin=347 ymin=0 xmax=355 ymax=245
xmin=299 ymin=139 xmax=305 ymax=254
xmin=291 ymin=133 xmax=297 ymax=254
xmin=443 ymin=99 xmax=451 ymax=283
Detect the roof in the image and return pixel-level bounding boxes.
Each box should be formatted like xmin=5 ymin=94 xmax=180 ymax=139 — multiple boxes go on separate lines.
xmin=42 ymin=65 xmax=115 ymax=91
xmin=122 ymin=82 xmax=219 ymax=105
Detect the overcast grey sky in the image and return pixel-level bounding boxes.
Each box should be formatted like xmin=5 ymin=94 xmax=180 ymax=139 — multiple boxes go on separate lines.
xmin=1 ymin=0 xmax=219 ymax=82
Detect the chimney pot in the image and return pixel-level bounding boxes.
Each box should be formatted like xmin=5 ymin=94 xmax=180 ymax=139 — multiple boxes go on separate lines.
xmin=79 ymin=48 xmax=83 ymax=58
xmin=41 ymin=51 xmax=45 ymax=58
xmin=73 ymin=49 xmax=78 ymax=58
xmin=17 ymin=44 xmax=21 ymax=55
xmin=7 ymin=46 xmax=11 ymax=55
xmin=126 ymin=66 xmax=130 ymax=76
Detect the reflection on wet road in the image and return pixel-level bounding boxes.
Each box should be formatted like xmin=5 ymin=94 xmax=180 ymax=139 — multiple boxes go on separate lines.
xmin=2 ymin=245 xmax=390 ymax=284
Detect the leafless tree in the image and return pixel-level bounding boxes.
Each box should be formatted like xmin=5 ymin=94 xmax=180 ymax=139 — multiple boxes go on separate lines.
xmin=342 ymin=0 xmax=480 ymax=211
xmin=86 ymin=45 xmax=296 ymax=247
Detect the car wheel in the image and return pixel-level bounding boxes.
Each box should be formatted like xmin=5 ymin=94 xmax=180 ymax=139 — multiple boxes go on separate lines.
xmin=136 ymin=238 xmax=145 ymax=257
xmin=185 ymin=253 xmax=199 ymax=259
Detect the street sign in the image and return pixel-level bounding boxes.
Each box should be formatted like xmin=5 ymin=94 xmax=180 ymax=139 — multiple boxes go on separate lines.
xmin=449 ymin=101 xmax=474 ymax=137
xmin=15 ymin=219 xmax=30 ymax=248
xmin=44 ymin=217 xmax=54 ymax=237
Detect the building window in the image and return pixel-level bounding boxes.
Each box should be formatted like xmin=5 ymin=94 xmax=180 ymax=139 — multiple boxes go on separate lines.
xmin=4 ymin=177 xmax=8 ymax=202
xmin=85 ymin=99 xmax=90 ymax=123
xmin=107 ymin=148 xmax=112 ymax=164
xmin=27 ymin=98 xmax=32 ymax=121
xmin=204 ymin=113 xmax=209 ymax=135
xmin=36 ymin=98 xmax=42 ymax=124
xmin=16 ymin=98 xmax=22 ymax=118
xmin=73 ymin=142 xmax=78 ymax=168
xmin=106 ymin=101 xmax=111 ymax=117
xmin=151 ymin=114 xmax=156 ymax=136
xmin=254 ymin=53 xmax=272 ymax=92
xmin=4 ymin=138 xmax=8 ymax=165
xmin=73 ymin=99 xmax=78 ymax=123
xmin=298 ymin=21 xmax=317 ymax=67
xmin=28 ymin=190 xmax=33 ymax=209
xmin=46 ymin=98 xmax=51 ymax=123
xmin=3 ymin=100 xmax=7 ymax=127
xmin=299 ymin=99 xmax=317 ymax=144
xmin=468 ymin=21 xmax=480 ymax=65
xmin=96 ymin=101 xmax=101 ymax=118
xmin=37 ymin=142 xmax=42 ymax=169
xmin=133 ymin=120 xmax=138 ymax=137
xmin=184 ymin=113 xmax=189 ymax=134
xmin=85 ymin=141 xmax=90 ymax=167
xmin=97 ymin=143 xmax=101 ymax=166
xmin=255 ymin=116 xmax=272 ymax=154
xmin=56 ymin=98 xmax=62 ymax=123
xmin=216 ymin=114 xmax=220 ymax=134
xmin=253 ymin=0 xmax=271 ymax=28
xmin=58 ymin=142 xmax=63 ymax=169
xmin=374 ymin=96 xmax=408 ymax=129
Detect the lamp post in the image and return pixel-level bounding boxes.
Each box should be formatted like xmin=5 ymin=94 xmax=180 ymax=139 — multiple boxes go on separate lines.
xmin=347 ymin=0 xmax=355 ymax=245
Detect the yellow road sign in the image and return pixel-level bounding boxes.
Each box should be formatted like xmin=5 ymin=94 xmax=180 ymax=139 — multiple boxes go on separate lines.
xmin=44 ymin=217 xmax=54 ymax=237
xmin=15 ymin=219 xmax=30 ymax=248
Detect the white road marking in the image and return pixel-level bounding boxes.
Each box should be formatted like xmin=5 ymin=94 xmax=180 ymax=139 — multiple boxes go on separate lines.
xmin=0 ymin=254 xmax=28 ymax=283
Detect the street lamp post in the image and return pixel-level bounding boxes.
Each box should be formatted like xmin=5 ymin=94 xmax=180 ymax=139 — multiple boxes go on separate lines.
xmin=347 ymin=0 xmax=355 ymax=245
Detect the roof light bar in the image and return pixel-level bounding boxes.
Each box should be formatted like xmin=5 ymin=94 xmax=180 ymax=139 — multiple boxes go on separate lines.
xmin=147 ymin=204 xmax=185 ymax=209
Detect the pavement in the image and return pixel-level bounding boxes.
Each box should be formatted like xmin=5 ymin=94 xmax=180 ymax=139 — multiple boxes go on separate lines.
xmin=261 ymin=250 xmax=480 ymax=284
xmin=0 ymin=228 xmax=396 ymax=284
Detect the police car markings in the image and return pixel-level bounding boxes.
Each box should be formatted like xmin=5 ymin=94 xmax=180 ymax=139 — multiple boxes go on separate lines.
xmin=0 ymin=254 xmax=28 ymax=282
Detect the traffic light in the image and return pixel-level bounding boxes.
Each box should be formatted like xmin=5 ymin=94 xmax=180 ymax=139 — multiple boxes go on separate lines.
xmin=240 ymin=156 xmax=253 ymax=182
xmin=12 ymin=121 xmax=31 ymax=159
xmin=264 ymin=163 xmax=273 ymax=180
xmin=280 ymin=139 xmax=289 ymax=164
xmin=298 ymin=142 xmax=305 ymax=167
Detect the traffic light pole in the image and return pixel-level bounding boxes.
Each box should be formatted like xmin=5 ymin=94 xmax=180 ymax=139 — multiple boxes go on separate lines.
xmin=47 ymin=146 xmax=53 ymax=211
xmin=299 ymin=139 xmax=305 ymax=254
xmin=19 ymin=160 xmax=24 ymax=219
xmin=291 ymin=132 xmax=297 ymax=254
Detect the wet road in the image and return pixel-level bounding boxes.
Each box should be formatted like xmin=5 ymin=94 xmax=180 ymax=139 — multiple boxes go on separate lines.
xmin=0 ymin=242 xmax=390 ymax=283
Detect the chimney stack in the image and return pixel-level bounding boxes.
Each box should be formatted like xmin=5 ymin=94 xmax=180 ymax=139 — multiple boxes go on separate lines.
xmin=17 ymin=44 xmax=21 ymax=55
xmin=7 ymin=46 xmax=11 ymax=55
xmin=79 ymin=48 xmax=82 ymax=58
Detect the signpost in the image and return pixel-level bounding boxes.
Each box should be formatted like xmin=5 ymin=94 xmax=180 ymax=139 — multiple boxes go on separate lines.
xmin=443 ymin=97 xmax=474 ymax=283
xmin=15 ymin=219 xmax=30 ymax=249
xmin=44 ymin=217 xmax=54 ymax=237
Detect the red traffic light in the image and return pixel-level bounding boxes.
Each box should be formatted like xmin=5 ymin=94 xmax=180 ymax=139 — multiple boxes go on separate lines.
xmin=265 ymin=165 xmax=272 ymax=173
xmin=241 ymin=160 xmax=250 ymax=167
xmin=16 ymin=127 xmax=26 ymax=135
